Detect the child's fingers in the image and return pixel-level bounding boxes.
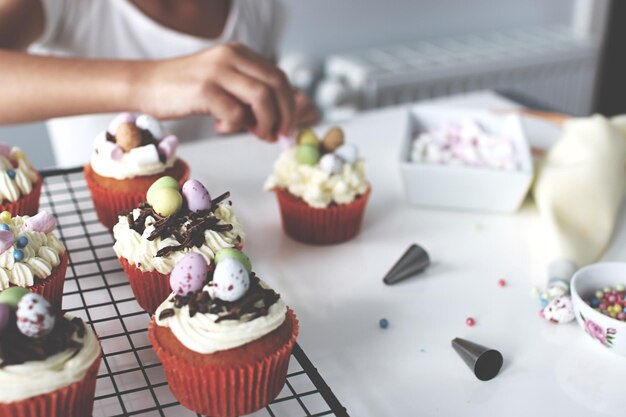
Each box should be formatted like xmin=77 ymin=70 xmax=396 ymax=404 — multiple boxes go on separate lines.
xmin=202 ymin=85 xmax=249 ymax=134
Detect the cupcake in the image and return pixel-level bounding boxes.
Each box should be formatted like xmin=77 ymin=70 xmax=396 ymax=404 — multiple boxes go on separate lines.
xmin=0 ymin=291 xmax=102 ymax=417
xmin=0 ymin=144 xmax=42 ymax=216
xmin=84 ymin=113 xmax=190 ymax=229
xmin=265 ymin=126 xmax=371 ymax=244
xmin=0 ymin=211 xmax=67 ymax=309
xmin=113 ymin=177 xmax=245 ymax=314
xmin=149 ymin=250 xmax=298 ymax=417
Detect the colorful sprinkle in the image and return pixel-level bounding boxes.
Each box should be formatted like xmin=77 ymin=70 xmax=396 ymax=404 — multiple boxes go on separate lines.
xmin=466 ymin=317 xmax=476 ymax=327
xmin=585 ymin=285 xmax=626 ymax=321
xmin=379 ymin=318 xmax=389 ymax=329
xmin=13 ymin=249 xmax=24 ymax=261
xmin=498 ymin=279 xmax=506 ymax=287
xmin=0 ymin=224 xmax=9 ymax=231
xmin=16 ymin=236 xmax=27 ymax=248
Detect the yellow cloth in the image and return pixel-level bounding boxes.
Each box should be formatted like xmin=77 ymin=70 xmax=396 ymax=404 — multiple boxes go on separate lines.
xmin=533 ymin=115 xmax=626 ymax=273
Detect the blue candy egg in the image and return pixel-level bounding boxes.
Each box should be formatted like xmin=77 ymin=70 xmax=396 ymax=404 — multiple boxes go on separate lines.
xmin=16 ymin=236 xmax=27 ymax=248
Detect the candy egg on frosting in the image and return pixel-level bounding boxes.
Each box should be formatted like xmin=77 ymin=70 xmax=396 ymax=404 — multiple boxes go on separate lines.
xmin=298 ymin=128 xmax=319 ymax=146
xmin=16 ymin=293 xmax=55 ymax=338
xmin=136 ymin=114 xmax=164 ymax=140
xmin=182 ymin=179 xmax=211 ymax=212
xmin=322 ymin=127 xmax=345 ymax=152
xmin=25 ymin=211 xmax=56 ymax=234
xmin=116 ymin=122 xmax=142 ymax=152
xmin=334 ymin=143 xmax=358 ymax=165
xmin=107 ymin=112 xmax=136 ymax=136
xmin=215 ymin=248 xmax=252 ymax=273
xmin=212 ymin=258 xmax=250 ymax=302
xmin=158 ymin=135 xmax=179 ymax=159
xmin=147 ymin=176 xmax=180 ymax=205
xmin=319 ymin=153 xmax=344 ymax=175
xmin=0 ymin=287 xmax=30 ymax=309
xmin=295 ymin=144 xmax=321 ymax=166
xmin=151 ymin=188 xmax=183 ymax=217
xmin=0 ymin=303 xmax=9 ymax=336
xmin=170 ymin=253 xmax=208 ymax=296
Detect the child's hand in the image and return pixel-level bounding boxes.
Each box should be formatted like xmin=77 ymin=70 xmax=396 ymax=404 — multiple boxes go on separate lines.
xmin=137 ymin=42 xmax=295 ymax=142
xmin=294 ymin=90 xmax=320 ymax=128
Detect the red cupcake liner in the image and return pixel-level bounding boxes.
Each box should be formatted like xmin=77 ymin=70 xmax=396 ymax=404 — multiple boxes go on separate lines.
xmin=28 ymin=251 xmax=68 ymax=311
xmin=83 ymin=160 xmax=190 ymax=229
xmin=0 ymin=175 xmax=42 ymax=217
xmin=149 ymin=309 xmax=299 ymax=417
xmin=0 ymin=349 xmax=102 ymax=417
xmin=274 ymin=187 xmax=371 ymax=244
xmin=119 ymin=256 xmax=171 ymax=315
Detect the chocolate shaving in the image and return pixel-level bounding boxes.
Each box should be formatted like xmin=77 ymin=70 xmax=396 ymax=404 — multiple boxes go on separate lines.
xmin=158 ymin=308 xmax=175 ymax=321
xmin=0 ymin=315 xmax=86 ymax=368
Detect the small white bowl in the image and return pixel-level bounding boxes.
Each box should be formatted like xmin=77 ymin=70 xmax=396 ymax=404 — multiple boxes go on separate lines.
xmin=571 ymin=262 xmax=626 ymax=356
xmin=399 ymin=105 xmax=534 ymax=213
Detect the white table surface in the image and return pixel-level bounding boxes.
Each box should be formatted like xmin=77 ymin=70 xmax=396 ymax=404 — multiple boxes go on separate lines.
xmin=177 ymin=93 xmax=626 ymax=417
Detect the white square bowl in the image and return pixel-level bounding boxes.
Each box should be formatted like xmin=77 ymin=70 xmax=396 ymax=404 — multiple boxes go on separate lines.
xmin=399 ymin=105 xmax=534 ymax=213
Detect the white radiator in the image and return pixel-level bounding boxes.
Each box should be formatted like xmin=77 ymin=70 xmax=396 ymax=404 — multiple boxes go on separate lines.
xmin=324 ymin=25 xmax=599 ymax=116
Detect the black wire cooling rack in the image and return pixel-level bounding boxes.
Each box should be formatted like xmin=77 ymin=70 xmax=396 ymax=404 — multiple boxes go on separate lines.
xmin=39 ymin=167 xmax=349 ymax=417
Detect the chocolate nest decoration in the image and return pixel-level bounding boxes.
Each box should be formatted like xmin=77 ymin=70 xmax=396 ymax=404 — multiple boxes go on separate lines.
xmin=0 ymin=316 xmax=85 ymax=367
xmin=126 ymin=191 xmax=239 ymax=257
xmin=158 ymin=272 xmax=280 ymax=323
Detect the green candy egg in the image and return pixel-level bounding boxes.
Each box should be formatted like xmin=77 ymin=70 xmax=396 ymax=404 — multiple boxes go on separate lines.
xmin=215 ymin=248 xmax=252 ymax=273
xmin=151 ymin=188 xmax=183 ymax=217
xmin=296 ymin=144 xmax=321 ymax=166
xmin=147 ymin=176 xmax=180 ymax=205
xmin=0 ymin=287 xmax=30 ymax=309
xmin=298 ymin=128 xmax=320 ymax=147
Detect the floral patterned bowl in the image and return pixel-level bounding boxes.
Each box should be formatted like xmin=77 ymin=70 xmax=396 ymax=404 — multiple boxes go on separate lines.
xmin=571 ymin=262 xmax=626 ymax=355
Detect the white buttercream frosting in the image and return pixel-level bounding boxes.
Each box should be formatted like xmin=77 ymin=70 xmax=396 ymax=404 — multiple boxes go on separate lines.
xmin=264 ymin=148 xmax=368 ymax=209
xmin=113 ymin=201 xmax=245 ymax=274
xmin=0 ymin=215 xmax=65 ymax=290
xmin=0 ymin=148 xmax=39 ymax=203
xmin=0 ymin=315 xmax=101 ymax=403
xmin=155 ymin=280 xmax=287 ymax=354
xmin=90 ymin=132 xmax=176 ymax=180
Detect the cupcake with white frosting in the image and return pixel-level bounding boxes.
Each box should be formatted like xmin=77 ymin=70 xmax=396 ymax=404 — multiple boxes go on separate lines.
xmin=265 ymin=126 xmax=371 ymax=244
xmin=0 ymin=144 xmax=42 ymax=217
xmin=83 ymin=113 xmax=190 ymax=229
xmin=0 ymin=290 xmax=101 ymax=417
xmin=0 ymin=211 xmax=67 ymax=309
xmin=113 ymin=177 xmax=245 ymax=314
xmin=149 ymin=250 xmax=298 ymax=417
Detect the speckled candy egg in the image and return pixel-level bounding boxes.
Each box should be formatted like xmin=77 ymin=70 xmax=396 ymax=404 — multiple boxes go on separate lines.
xmin=215 ymin=248 xmax=252 ymax=273
xmin=322 ymin=127 xmax=345 ymax=152
xmin=135 ymin=114 xmax=164 ymax=140
xmin=541 ymin=295 xmax=575 ymax=324
xmin=170 ymin=253 xmax=208 ymax=296
xmin=319 ymin=153 xmax=344 ymax=175
xmin=16 ymin=293 xmax=56 ymax=338
xmin=182 ymin=179 xmax=212 ymax=212
xmin=212 ymin=258 xmax=250 ymax=302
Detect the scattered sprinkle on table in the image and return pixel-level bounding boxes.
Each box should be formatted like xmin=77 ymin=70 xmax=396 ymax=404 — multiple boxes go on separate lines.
xmin=466 ymin=317 xmax=476 ymax=327
xmin=379 ymin=318 xmax=389 ymax=329
xmin=498 ymin=279 xmax=506 ymax=287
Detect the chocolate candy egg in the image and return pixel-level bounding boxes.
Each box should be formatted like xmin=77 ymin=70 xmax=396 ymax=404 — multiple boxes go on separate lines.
xmin=182 ymin=179 xmax=212 ymax=212
xmin=0 ymin=303 xmax=9 ymax=336
xmin=212 ymin=258 xmax=250 ymax=302
xmin=147 ymin=176 xmax=179 ymax=205
xmin=0 ymin=287 xmax=29 ymax=308
xmin=170 ymin=253 xmax=208 ymax=296
xmin=215 ymin=248 xmax=252 ymax=273
xmin=322 ymin=127 xmax=345 ymax=152
xmin=298 ymin=128 xmax=319 ymax=146
xmin=319 ymin=153 xmax=344 ymax=175
xmin=107 ymin=113 xmax=136 ymax=136
xmin=136 ymin=114 xmax=164 ymax=140
xmin=16 ymin=293 xmax=55 ymax=338
xmin=335 ymin=143 xmax=358 ymax=165
xmin=116 ymin=122 xmax=142 ymax=152
xmin=295 ymin=144 xmax=321 ymax=166
xmin=151 ymin=188 xmax=183 ymax=217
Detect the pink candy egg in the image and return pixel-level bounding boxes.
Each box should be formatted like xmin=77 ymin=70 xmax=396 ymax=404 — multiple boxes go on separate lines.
xmin=25 ymin=211 xmax=56 ymax=234
xmin=107 ymin=113 xmax=136 ymax=136
xmin=170 ymin=253 xmax=208 ymax=296
xmin=158 ymin=135 xmax=179 ymax=159
xmin=16 ymin=293 xmax=56 ymax=338
xmin=182 ymin=179 xmax=211 ymax=213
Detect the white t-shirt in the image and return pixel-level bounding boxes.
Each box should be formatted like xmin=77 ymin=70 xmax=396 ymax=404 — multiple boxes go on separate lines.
xmin=30 ymin=0 xmax=283 ymax=167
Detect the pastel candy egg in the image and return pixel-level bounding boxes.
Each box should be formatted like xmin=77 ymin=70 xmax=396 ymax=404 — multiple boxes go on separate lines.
xmin=147 ymin=176 xmax=179 ymax=205
xmin=135 ymin=114 xmax=164 ymax=140
xmin=25 ymin=211 xmax=56 ymax=234
xmin=158 ymin=135 xmax=179 ymax=159
xmin=16 ymin=293 xmax=55 ymax=338
xmin=295 ymin=144 xmax=320 ymax=166
xmin=0 ymin=287 xmax=30 ymax=308
xmin=170 ymin=253 xmax=208 ymax=295
xmin=182 ymin=179 xmax=211 ymax=212
xmin=116 ymin=122 xmax=142 ymax=152
xmin=107 ymin=113 xmax=136 ymax=135
xmin=0 ymin=210 xmax=11 ymax=223
xmin=0 ymin=230 xmax=14 ymax=254
xmin=151 ymin=188 xmax=183 ymax=217
xmin=322 ymin=127 xmax=345 ymax=152
xmin=215 ymin=248 xmax=252 ymax=273
xmin=0 ymin=303 xmax=9 ymax=335
xmin=334 ymin=143 xmax=358 ymax=165
xmin=298 ymin=128 xmax=319 ymax=146
xmin=278 ymin=134 xmax=297 ymax=150
xmin=212 ymin=258 xmax=250 ymax=302
xmin=319 ymin=153 xmax=344 ymax=175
